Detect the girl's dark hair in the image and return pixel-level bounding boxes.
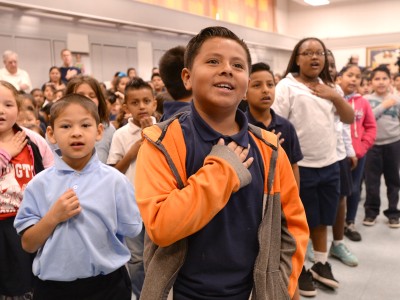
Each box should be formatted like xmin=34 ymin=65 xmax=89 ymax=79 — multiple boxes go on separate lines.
xmin=370 ymin=65 xmax=391 ymax=79
xmin=125 ymin=77 xmax=153 ymax=97
xmin=42 ymin=83 xmax=56 ymax=93
xmin=284 ymin=37 xmax=333 ymax=85
xmin=184 ymin=26 xmax=252 ymax=74
xmin=49 ymin=94 xmax=100 ymax=128
xmin=338 ymin=64 xmax=360 ymax=77
xmin=65 ymin=75 xmax=109 ymax=124
xmin=48 ymin=66 xmax=62 ymax=85
xmin=115 ymin=76 xmax=129 ymax=92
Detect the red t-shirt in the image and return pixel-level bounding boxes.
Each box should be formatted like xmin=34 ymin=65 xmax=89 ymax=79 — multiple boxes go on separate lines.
xmin=0 ymin=146 xmax=34 ymax=219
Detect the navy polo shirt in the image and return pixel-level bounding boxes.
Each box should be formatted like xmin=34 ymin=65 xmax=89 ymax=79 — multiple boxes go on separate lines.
xmin=245 ymin=109 xmax=303 ymax=164
xmin=160 ymin=100 xmax=191 ymax=122
xmin=173 ymin=102 xmax=265 ymax=299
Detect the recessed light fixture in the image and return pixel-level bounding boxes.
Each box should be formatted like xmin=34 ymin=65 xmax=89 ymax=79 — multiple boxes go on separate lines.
xmin=304 ymin=0 xmax=330 ymax=6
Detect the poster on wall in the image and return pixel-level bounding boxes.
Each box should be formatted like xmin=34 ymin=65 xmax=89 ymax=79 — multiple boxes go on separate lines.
xmin=367 ymin=45 xmax=400 ymax=74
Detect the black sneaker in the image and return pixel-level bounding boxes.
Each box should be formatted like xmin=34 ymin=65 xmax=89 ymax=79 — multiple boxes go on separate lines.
xmin=298 ymin=267 xmax=317 ymax=297
xmin=389 ymin=218 xmax=400 ymax=228
xmin=344 ymin=222 xmax=362 ymax=241
xmin=310 ymin=262 xmax=339 ymax=289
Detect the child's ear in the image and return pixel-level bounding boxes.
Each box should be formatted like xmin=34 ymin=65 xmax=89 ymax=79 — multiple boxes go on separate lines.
xmin=35 ymin=119 xmax=40 ymax=126
xmin=152 ymin=98 xmax=157 ymax=110
xmin=181 ymin=68 xmax=192 ymax=91
xmin=46 ymin=126 xmax=57 ymax=144
xmin=96 ymin=123 xmax=104 ymax=142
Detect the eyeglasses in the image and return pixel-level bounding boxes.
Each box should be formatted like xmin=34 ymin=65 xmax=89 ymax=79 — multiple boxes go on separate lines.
xmin=297 ymin=51 xmax=325 ymax=57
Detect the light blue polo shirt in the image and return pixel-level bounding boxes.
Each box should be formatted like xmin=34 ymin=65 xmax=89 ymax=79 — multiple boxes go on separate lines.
xmin=14 ymin=151 xmax=142 ymax=281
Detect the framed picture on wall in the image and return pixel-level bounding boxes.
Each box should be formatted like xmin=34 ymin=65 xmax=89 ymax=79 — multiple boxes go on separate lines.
xmin=366 ymin=45 xmax=400 ymax=74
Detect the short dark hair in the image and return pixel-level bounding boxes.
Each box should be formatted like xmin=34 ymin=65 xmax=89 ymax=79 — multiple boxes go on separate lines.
xmin=250 ymin=62 xmax=275 ymax=84
xmin=184 ymin=26 xmax=252 ymax=73
xmin=65 ymin=75 xmax=109 ymax=124
xmin=370 ymin=65 xmax=391 ymax=79
xmin=151 ymin=73 xmax=161 ymax=81
xmin=338 ymin=64 xmax=360 ymax=77
xmin=159 ymin=46 xmax=192 ymax=101
xmin=284 ymin=37 xmax=333 ymax=85
xmin=125 ymin=77 xmax=154 ymax=97
xmin=49 ymin=94 xmax=100 ymax=128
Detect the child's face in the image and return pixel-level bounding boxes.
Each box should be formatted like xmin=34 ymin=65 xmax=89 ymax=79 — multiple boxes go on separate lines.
xmin=124 ymin=88 xmax=156 ymax=126
xmin=128 ymin=69 xmax=136 ymax=79
xmin=21 ymin=98 xmax=35 ymax=111
xmin=338 ymin=66 xmax=361 ymax=96
xmin=49 ymin=69 xmax=61 ymax=83
xmin=117 ymin=77 xmax=130 ymax=93
xmin=327 ymin=55 xmax=337 ymax=81
xmin=394 ymin=77 xmax=400 ymax=91
xmin=75 ymin=83 xmax=99 ymax=106
xmin=371 ymin=71 xmax=390 ymax=96
xmin=54 ymin=91 xmax=64 ymax=102
xmin=44 ymin=86 xmax=55 ymax=101
xmin=151 ymin=76 xmax=165 ymax=91
xmin=246 ymin=71 xmax=275 ymax=111
xmin=0 ymin=86 xmax=18 ymax=133
xmin=17 ymin=110 xmax=39 ymax=128
xmin=47 ymin=103 xmax=103 ymax=170
xmin=108 ymin=98 xmax=121 ymax=116
xmin=358 ymin=79 xmax=371 ymax=95
xmin=32 ymin=90 xmax=44 ymax=107
xmin=296 ymin=40 xmax=325 ymax=79
xmin=182 ymin=37 xmax=249 ymax=114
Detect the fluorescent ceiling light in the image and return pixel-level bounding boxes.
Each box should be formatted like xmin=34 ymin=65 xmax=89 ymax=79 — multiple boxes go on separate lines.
xmin=304 ymin=0 xmax=330 ymax=6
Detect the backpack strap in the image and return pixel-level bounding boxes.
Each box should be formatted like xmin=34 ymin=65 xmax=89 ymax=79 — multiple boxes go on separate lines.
xmin=248 ymin=124 xmax=279 ymax=198
xmin=151 ymin=111 xmax=189 ymax=189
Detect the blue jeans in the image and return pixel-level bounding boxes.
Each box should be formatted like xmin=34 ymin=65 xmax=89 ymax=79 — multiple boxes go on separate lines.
xmin=346 ymin=155 xmax=366 ymax=223
xmin=125 ymin=226 xmax=145 ymax=298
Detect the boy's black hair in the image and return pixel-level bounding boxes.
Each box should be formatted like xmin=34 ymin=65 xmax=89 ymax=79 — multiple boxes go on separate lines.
xmin=125 ymin=77 xmax=154 ymax=97
xmin=370 ymin=65 xmax=391 ymax=79
xmin=30 ymin=88 xmax=42 ymax=95
xmin=284 ymin=37 xmax=333 ymax=85
xmin=184 ymin=26 xmax=252 ymax=73
xmin=42 ymin=82 xmax=56 ymax=93
xmin=159 ymin=46 xmax=192 ymax=101
xmin=250 ymin=62 xmax=275 ymax=84
xmin=65 ymin=75 xmax=109 ymax=124
xmin=49 ymin=93 xmax=100 ymax=128
xmin=151 ymin=73 xmax=161 ymax=81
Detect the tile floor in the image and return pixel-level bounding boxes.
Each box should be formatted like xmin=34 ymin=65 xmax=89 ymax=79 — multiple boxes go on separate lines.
xmin=302 ymin=183 xmax=400 ymax=299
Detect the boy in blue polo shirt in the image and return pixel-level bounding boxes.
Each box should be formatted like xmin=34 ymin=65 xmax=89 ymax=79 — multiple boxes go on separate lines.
xmin=135 ymin=26 xmax=308 ymax=300
xmin=245 ymin=62 xmax=303 ymax=185
xmin=14 ymin=94 xmax=142 ymax=300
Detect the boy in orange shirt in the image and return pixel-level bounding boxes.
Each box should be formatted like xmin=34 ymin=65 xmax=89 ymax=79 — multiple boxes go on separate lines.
xmin=135 ymin=26 xmax=308 ymax=299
